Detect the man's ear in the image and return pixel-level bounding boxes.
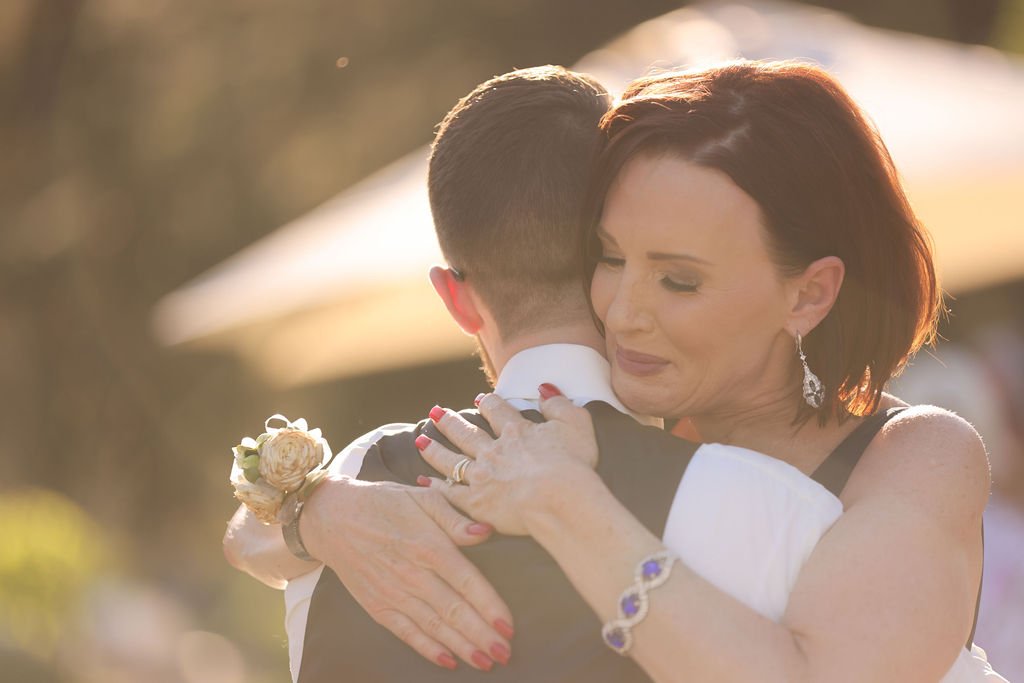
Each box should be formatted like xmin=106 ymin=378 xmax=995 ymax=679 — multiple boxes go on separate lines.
xmin=786 ymin=255 xmax=845 ymax=337
xmin=429 ymin=266 xmax=483 ymax=335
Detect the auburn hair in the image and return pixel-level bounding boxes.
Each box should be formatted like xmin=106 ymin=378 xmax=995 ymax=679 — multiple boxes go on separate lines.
xmin=584 ymin=61 xmax=942 ymax=422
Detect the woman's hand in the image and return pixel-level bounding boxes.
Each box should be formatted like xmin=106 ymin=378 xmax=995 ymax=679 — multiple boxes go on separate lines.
xmin=416 ymin=386 xmax=602 ymax=535
xmin=301 ymin=476 xmax=514 ymax=670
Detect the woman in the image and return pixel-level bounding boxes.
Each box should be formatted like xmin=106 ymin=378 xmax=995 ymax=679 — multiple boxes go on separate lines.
xmin=418 ymin=61 xmax=1006 ymax=681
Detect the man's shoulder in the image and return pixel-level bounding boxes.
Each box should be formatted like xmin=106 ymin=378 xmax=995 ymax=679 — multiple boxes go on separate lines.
xmin=325 ymin=421 xmax=417 ymax=476
xmin=584 ymin=401 xmax=699 ymax=457
xmin=342 ymin=401 xmax=699 ymax=485
xmin=337 ymin=407 xmax=482 ymax=485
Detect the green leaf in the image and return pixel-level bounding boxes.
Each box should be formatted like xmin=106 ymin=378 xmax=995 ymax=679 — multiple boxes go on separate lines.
xmin=241 ymin=454 xmax=261 ymax=470
xmin=243 ymin=467 xmax=261 ymax=483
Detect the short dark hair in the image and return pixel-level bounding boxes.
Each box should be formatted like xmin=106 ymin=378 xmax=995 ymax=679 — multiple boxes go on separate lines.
xmin=586 ymin=60 xmax=942 ymax=422
xmin=429 ymin=65 xmax=611 ymax=336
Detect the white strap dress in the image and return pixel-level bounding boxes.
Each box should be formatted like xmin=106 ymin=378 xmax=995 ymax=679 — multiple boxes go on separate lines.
xmin=663 ymin=436 xmax=1007 ymax=682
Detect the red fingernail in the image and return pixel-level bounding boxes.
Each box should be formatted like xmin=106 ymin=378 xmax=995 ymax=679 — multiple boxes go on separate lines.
xmin=429 ymin=405 xmax=446 ymax=422
xmin=474 ymin=393 xmax=486 ymax=407
xmin=539 ymin=383 xmax=563 ymax=399
xmin=416 ymin=475 xmax=431 ymax=487
xmin=490 ymin=642 xmax=511 ymax=665
xmin=467 ymin=522 xmax=492 ymax=536
xmin=437 ymin=653 xmax=457 ymax=670
xmin=494 ymin=618 xmax=515 ymax=639
xmin=471 ymin=651 xmax=493 ymax=671
xmin=415 ymin=434 xmax=432 ymax=451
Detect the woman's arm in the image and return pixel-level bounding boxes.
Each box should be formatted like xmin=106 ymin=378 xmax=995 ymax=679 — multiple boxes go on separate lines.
xmin=424 ymin=398 xmax=989 ymax=683
xmin=223 ymin=473 xmax=515 ymax=669
xmin=223 ymin=503 xmax=318 ymax=589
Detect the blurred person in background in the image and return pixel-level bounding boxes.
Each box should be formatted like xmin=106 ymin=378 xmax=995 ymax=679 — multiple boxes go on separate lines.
xmin=974 ymin=325 xmax=1024 ymax=681
xmin=421 ymin=61 xmax=1008 ymax=682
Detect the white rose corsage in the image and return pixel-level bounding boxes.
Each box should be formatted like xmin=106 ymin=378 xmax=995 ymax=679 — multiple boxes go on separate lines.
xmin=229 ymin=414 xmax=331 ymax=524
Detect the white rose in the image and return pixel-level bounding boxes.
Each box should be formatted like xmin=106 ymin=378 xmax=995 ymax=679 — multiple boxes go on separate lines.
xmin=230 ymin=465 xmax=285 ymax=524
xmin=258 ymin=429 xmax=326 ymax=492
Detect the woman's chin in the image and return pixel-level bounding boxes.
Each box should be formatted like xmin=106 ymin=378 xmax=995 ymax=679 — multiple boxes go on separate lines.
xmin=612 ymin=379 xmax=678 ymax=419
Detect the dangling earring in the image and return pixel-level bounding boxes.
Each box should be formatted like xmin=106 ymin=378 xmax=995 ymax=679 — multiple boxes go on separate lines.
xmin=796 ymin=333 xmax=824 ymax=409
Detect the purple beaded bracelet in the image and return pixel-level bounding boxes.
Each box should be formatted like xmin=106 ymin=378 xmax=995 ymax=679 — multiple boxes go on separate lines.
xmin=601 ymin=550 xmax=678 ymax=654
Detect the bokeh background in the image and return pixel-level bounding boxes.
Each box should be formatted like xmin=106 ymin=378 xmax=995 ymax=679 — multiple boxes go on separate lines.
xmin=2 ymin=1 xmax=1023 ymax=682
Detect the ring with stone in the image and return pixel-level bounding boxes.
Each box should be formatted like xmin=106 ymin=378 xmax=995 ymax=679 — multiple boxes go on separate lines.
xmin=446 ymin=457 xmax=472 ymax=485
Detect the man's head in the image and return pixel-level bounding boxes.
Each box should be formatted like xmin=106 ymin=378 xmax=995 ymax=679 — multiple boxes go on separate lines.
xmin=427 ymin=66 xmax=611 ymax=346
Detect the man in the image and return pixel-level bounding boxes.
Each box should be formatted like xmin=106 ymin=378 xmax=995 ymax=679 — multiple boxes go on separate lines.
xmin=227 ymin=65 xmax=657 ymax=679
xmin=224 ymin=66 xmax=829 ymax=682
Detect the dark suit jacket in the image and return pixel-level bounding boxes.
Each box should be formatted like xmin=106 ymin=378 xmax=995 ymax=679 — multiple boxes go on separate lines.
xmin=298 ymin=402 xmax=698 ymax=682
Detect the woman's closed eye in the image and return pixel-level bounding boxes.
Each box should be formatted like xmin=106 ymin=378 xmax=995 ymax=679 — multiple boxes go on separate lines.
xmin=597 ymin=254 xmax=625 ymax=268
xmin=598 ymin=254 xmax=700 ymax=292
xmin=660 ymin=275 xmax=699 ymax=293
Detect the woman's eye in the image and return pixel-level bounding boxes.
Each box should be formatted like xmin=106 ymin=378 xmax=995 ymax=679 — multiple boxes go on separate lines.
xmin=598 ymin=255 xmax=625 ymax=268
xmin=661 ymin=276 xmax=699 ymax=293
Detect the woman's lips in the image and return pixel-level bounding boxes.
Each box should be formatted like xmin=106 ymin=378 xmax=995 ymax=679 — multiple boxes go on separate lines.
xmin=615 ymin=346 xmax=670 ymax=377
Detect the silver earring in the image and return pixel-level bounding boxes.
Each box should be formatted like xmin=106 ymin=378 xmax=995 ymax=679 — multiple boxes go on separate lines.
xmin=796 ymin=333 xmax=824 ymax=409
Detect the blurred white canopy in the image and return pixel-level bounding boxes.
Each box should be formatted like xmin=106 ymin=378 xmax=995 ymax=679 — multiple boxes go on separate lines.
xmin=153 ymin=0 xmax=1024 ymax=387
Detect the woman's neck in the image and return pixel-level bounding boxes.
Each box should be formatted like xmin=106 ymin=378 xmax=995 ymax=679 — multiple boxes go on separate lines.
xmin=688 ymin=387 xmax=853 ymax=474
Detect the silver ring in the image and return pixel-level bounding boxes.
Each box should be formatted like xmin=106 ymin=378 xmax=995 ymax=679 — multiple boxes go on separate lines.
xmin=446 ymin=457 xmax=472 ymax=485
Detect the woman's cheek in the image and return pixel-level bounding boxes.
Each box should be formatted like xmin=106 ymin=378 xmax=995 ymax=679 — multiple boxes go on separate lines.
xmin=589 ymin=268 xmax=615 ymax=324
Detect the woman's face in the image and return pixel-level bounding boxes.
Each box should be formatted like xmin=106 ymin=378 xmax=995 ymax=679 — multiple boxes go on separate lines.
xmin=591 ymin=154 xmax=799 ymax=420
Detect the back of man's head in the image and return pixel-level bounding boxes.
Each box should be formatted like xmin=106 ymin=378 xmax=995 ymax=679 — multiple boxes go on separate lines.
xmin=428 ymin=65 xmax=611 ymax=338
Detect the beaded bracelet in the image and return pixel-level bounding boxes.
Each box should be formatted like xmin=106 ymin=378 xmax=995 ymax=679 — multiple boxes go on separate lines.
xmin=601 ymin=550 xmax=678 ymax=655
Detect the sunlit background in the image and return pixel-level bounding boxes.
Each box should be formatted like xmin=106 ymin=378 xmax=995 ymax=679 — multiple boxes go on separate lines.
xmin=2 ymin=1 xmax=1023 ymax=681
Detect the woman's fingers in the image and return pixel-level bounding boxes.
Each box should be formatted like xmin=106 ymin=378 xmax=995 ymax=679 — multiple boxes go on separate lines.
xmin=313 ymin=480 xmax=512 ymax=669
xmin=416 ymin=433 xmax=470 ymax=481
xmin=430 ymin=406 xmax=493 ymax=455
xmin=411 ymin=485 xmax=493 ymax=546
xmin=380 ymin=592 xmax=499 ymax=671
xmin=537 ymin=387 xmax=589 ymax=426
xmin=476 ymin=393 xmax=532 ymax=436
xmin=411 ymin=493 xmax=512 ymax=634
xmin=399 ymin=486 xmax=512 ymax=667
xmin=414 ymin=490 xmax=513 ymax=631
xmin=423 ymin=475 xmax=473 ymax=514
xmin=372 ymin=609 xmax=459 ymax=670
xmin=412 ymin=550 xmax=513 ymax=666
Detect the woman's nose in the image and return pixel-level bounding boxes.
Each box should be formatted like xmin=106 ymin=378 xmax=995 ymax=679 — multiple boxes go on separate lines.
xmin=604 ymin=276 xmax=655 ymax=334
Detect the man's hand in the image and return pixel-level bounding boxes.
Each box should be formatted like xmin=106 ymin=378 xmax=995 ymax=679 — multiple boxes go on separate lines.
xmin=301 ymin=475 xmax=514 ymax=671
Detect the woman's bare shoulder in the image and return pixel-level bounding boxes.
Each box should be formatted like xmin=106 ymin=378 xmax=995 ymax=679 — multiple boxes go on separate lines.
xmin=844 ymin=401 xmax=991 ymax=526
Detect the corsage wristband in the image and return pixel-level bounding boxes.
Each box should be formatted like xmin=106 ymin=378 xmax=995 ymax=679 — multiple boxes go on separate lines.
xmin=601 ymin=550 xmax=678 ymax=655
xmin=280 ymin=469 xmax=330 ymax=562
xmin=228 ymin=414 xmax=331 ymax=525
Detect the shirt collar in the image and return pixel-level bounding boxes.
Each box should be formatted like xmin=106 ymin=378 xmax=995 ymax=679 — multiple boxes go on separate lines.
xmin=494 ymin=344 xmax=662 ymax=428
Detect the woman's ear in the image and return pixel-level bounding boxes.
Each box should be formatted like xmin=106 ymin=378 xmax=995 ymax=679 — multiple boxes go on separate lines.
xmin=786 ymin=255 xmax=845 ymax=336
xmin=429 ymin=266 xmax=483 ymax=334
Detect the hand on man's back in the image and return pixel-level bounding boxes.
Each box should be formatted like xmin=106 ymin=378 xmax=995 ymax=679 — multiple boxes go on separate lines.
xmin=301 ymin=475 xmax=515 ymax=668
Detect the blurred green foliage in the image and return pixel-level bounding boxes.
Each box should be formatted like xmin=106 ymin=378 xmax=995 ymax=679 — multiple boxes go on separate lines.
xmin=994 ymin=0 xmax=1024 ymax=51
xmin=0 ymin=489 xmax=109 ymax=658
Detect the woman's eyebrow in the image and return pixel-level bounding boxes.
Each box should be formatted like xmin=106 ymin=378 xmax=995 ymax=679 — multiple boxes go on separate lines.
xmin=647 ymin=251 xmax=712 ymax=266
xmin=595 ymin=225 xmax=618 ymax=244
xmin=597 ymin=224 xmax=711 ymax=265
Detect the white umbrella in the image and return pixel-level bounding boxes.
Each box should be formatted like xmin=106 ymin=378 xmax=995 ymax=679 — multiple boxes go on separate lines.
xmin=153 ymin=0 xmax=1024 ymax=387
